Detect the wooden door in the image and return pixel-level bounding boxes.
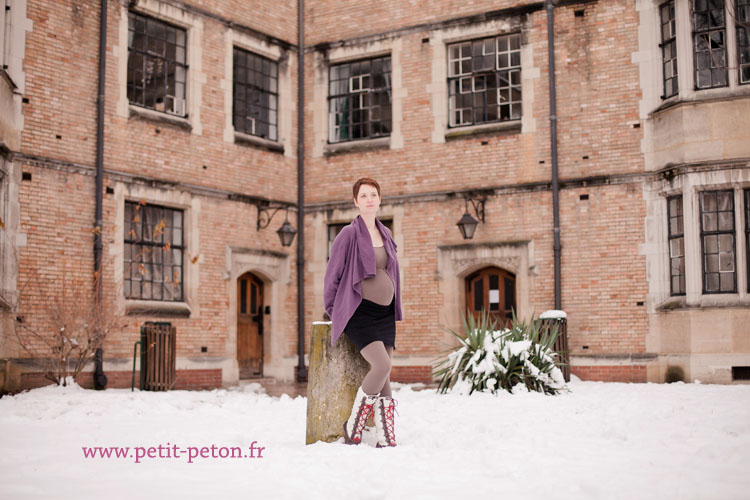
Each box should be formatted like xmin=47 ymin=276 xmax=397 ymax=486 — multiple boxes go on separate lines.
xmin=465 ymin=267 xmax=516 ymax=328
xmin=237 ymin=273 xmax=264 ymax=379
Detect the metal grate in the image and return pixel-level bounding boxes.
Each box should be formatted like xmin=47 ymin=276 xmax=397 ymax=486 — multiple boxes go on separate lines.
xmin=732 ymin=366 xmax=750 ymax=380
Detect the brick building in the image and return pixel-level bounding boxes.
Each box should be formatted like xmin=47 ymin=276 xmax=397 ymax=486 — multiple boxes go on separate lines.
xmin=1 ymin=0 xmax=748 ymax=392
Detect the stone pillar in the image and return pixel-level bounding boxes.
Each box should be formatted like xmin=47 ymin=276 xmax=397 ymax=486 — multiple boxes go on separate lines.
xmin=306 ymin=321 xmax=370 ymax=444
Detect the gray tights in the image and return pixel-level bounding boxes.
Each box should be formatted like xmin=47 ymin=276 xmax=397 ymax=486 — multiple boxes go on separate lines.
xmin=360 ymin=341 xmax=393 ymax=398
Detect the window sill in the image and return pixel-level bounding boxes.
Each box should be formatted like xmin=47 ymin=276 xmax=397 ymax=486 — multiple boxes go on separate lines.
xmin=128 ymin=105 xmax=192 ymax=131
xmin=445 ymin=120 xmax=522 ymax=140
xmin=234 ymin=131 xmax=284 ymax=153
xmin=324 ymin=136 xmax=390 ymax=157
xmin=650 ymin=86 xmax=750 ymax=118
xmin=125 ymin=299 xmax=191 ymax=317
xmin=655 ymin=294 xmax=750 ymax=311
xmin=0 ymin=68 xmax=18 ymax=91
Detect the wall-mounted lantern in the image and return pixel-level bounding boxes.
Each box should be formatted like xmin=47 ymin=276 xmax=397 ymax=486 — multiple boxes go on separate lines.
xmin=258 ymin=204 xmax=297 ymax=247
xmin=456 ymin=194 xmax=486 ymax=240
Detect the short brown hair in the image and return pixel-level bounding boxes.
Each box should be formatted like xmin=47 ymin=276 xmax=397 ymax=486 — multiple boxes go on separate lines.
xmin=352 ymin=177 xmax=381 ymax=199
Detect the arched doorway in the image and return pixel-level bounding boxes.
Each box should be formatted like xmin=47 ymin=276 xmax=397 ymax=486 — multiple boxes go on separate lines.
xmin=237 ymin=272 xmax=264 ymax=379
xmin=465 ymin=266 xmax=516 ymax=328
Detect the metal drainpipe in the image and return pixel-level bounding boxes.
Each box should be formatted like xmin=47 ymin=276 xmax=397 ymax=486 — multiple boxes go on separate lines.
xmin=296 ymin=0 xmax=308 ymax=381
xmin=94 ymin=0 xmax=108 ymax=389
xmin=546 ymin=0 xmax=562 ymax=310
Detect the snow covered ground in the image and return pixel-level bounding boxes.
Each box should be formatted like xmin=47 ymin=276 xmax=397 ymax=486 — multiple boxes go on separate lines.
xmin=1 ymin=378 xmax=749 ymax=500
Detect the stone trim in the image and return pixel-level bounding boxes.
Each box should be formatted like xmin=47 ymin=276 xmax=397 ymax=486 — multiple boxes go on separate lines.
xmin=222 ymin=28 xmax=293 ymax=157
xmin=427 ymin=16 xmax=539 ymax=144
xmin=111 ymin=182 xmax=202 ymax=320
xmin=115 ymin=0 xmax=205 ymax=135
xmin=311 ymin=38 xmax=404 ymax=158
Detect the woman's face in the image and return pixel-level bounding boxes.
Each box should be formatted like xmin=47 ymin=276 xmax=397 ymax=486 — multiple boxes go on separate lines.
xmin=353 ymin=184 xmax=381 ymax=217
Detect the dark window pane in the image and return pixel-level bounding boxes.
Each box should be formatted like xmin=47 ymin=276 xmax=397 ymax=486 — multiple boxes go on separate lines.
xmin=251 ymin=283 xmax=257 ymax=314
xmin=241 ymin=280 xmax=247 ymax=314
xmin=473 ymin=278 xmax=483 ymax=311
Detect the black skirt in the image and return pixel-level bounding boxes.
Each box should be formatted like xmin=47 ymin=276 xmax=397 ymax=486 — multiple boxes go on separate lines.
xmin=343 ymin=298 xmax=396 ymax=352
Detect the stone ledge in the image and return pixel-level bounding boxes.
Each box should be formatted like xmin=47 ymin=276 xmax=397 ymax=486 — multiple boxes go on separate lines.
xmin=445 ymin=120 xmax=521 ymax=140
xmin=125 ymin=300 xmax=191 ymax=317
xmin=655 ymin=295 xmax=750 ymax=311
xmin=128 ymin=105 xmax=192 ymax=131
xmin=323 ymin=136 xmax=390 ymax=157
xmin=234 ymin=131 xmax=284 ymax=153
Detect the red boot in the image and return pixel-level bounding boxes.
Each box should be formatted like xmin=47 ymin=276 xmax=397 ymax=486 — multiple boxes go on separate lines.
xmin=343 ymin=386 xmax=377 ymax=445
xmin=374 ymin=395 xmax=398 ymax=447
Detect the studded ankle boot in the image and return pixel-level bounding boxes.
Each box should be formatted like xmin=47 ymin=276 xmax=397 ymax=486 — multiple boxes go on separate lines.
xmin=374 ymin=395 xmax=398 ymax=448
xmin=343 ymin=386 xmax=377 ymax=445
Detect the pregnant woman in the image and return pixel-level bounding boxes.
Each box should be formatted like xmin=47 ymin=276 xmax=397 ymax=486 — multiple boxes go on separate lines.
xmin=323 ymin=177 xmax=402 ymax=448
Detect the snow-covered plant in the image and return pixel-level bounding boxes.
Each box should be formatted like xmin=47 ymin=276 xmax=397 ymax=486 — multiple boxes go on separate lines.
xmin=433 ymin=310 xmax=568 ymax=395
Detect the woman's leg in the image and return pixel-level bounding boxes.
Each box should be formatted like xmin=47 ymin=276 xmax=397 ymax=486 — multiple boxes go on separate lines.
xmin=359 ymin=341 xmax=392 ymax=395
xmin=378 ymin=345 xmax=394 ymax=397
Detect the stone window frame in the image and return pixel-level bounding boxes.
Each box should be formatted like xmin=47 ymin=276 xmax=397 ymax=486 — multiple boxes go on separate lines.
xmin=427 ymin=17 xmax=538 ymax=143
xmin=650 ymin=0 xmax=749 ymax=110
xmin=311 ymin=39 xmax=404 ymax=158
xmin=126 ymin=11 xmax=189 ymax=117
xmin=223 ymin=29 xmax=291 ymax=154
xmin=327 ymin=55 xmax=393 ymax=144
xmin=115 ymin=0 xmax=205 ymax=134
xmin=232 ymin=47 xmax=279 ymax=142
xmin=652 ymin=174 xmax=750 ymax=310
xmin=698 ymin=189 xmax=737 ymax=293
xmin=660 ymin=0 xmax=680 ymax=98
xmin=123 ymin=201 xmax=186 ymax=302
xmin=0 ymin=0 xmax=30 ymax=93
xmin=113 ymin=182 xmax=200 ymax=318
xmin=446 ymin=33 xmax=522 ymax=128
xmin=691 ymin=0 xmax=730 ymax=89
xmin=737 ymin=0 xmax=750 ymax=84
xmin=667 ymin=194 xmax=687 ymax=295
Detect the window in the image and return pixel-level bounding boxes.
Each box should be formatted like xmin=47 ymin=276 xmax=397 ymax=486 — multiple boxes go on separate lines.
xmin=233 ymin=47 xmax=278 ymax=141
xmin=127 ymin=12 xmax=187 ymax=116
xmin=1 ymin=0 xmax=10 ymax=72
xmin=124 ymin=202 xmax=184 ymax=301
xmin=448 ymin=33 xmax=521 ymax=127
xmin=668 ymin=195 xmax=686 ymax=295
xmin=692 ymin=0 xmax=728 ymax=89
xmin=699 ymin=190 xmax=736 ymax=293
xmin=328 ymin=56 xmax=392 ymax=143
xmin=738 ymin=0 xmax=750 ymax=84
xmin=661 ymin=1 xmax=679 ymax=98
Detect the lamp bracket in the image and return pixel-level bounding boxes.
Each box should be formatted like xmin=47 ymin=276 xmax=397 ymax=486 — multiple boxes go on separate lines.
xmin=257 ymin=202 xmax=288 ymax=231
xmin=463 ymin=192 xmax=487 ymax=223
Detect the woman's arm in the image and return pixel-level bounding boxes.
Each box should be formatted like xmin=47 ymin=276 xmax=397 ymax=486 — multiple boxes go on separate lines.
xmin=323 ymin=228 xmax=350 ymax=318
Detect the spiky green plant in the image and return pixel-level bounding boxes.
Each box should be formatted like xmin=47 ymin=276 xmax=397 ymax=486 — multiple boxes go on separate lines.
xmin=433 ymin=309 xmax=568 ymax=395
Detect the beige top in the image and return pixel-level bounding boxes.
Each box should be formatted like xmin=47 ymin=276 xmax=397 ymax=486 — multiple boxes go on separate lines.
xmin=360 ymin=246 xmax=395 ymax=306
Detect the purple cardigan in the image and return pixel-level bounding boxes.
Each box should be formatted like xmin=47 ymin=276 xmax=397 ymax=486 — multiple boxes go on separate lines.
xmin=324 ymin=215 xmax=402 ymax=347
